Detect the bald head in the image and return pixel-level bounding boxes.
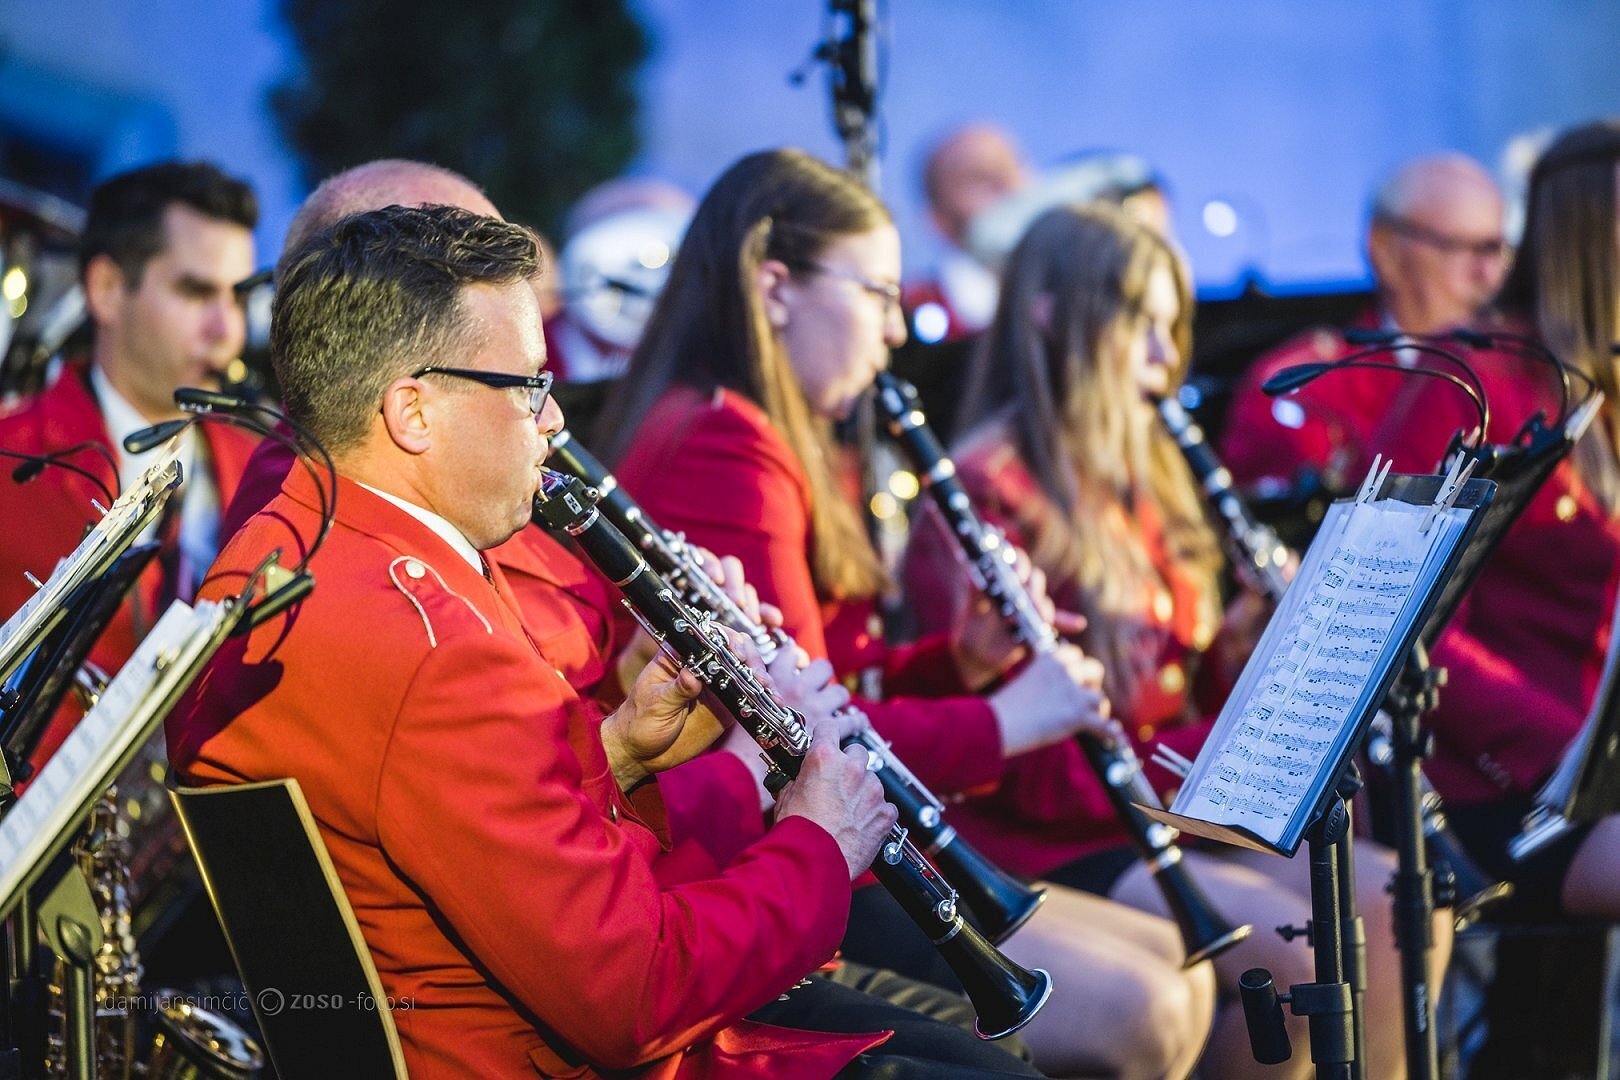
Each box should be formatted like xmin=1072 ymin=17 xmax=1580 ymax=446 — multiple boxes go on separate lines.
xmin=278 ymin=160 xmax=500 ymax=279
xmin=1372 ymin=153 xmax=1502 ymax=228
xmin=1367 ymin=153 xmax=1508 ymax=334
xmin=922 ymin=124 xmax=1027 ymax=246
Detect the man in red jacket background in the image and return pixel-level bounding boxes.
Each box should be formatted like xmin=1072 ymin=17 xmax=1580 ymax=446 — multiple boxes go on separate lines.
xmin=1219 ymin=152 xmax=1508 ymax=498
xmin=0 ymin=160 xmax=259 ymax=764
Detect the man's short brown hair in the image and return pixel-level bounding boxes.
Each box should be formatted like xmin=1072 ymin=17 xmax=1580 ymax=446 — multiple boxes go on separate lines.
xmin=272 ymin=203 xmax=541 ymax=453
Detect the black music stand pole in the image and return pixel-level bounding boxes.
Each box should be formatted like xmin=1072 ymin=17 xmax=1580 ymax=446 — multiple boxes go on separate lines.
xmin=1241 ymin=772 xmax=1361 ymax=1080
xmin=1334 ymin=796 xmax=1368 ymax=1073
xmin=1382 ymin=646 xmax=1443 ymax=1080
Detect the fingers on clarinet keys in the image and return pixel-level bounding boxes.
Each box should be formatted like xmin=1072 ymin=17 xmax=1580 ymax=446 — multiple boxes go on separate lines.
xmin=774 ymin=736 xmax=897 ymax=879
xmin=990 ymin=645 xmax=1117 ymax=756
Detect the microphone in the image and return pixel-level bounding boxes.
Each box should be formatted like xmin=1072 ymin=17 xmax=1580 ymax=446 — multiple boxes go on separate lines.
xmin=1 ymin=441 xmax=119 ymax=504
xmin=1260 ymin=362 xmax=1332 ymax=397
xmin=1259 ymin=350 xmax=1490 ymax=449
xmin=1343 ymin=327 xmax=1401 ymax=346
xmin=123 ymin=420 xmax=191 ymax=455
xmin=174 ymin=386 xmax=251 ymax=413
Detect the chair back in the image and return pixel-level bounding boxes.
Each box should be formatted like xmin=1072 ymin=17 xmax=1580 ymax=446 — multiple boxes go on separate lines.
xmin=170 ymin=778 xmax=409 ymax=1079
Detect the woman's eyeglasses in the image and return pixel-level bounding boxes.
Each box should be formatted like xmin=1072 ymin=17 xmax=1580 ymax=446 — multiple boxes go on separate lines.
xmin=813 ymin=264 xmax=902 ymax=317
xmin=412 ymin=366 xmax=554 ymax=417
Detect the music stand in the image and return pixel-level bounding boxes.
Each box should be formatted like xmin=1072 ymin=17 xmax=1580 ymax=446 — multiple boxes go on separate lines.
xmin=0 ymin=450 xmax=180 ymax=688
xmin=1144 ymin=464 xmax=1496 ymax=1079
xmin=1372 ymin=400 xmax=1595 ymax=1078
xmin=0 ymin=598 xmax=244 ymax=1080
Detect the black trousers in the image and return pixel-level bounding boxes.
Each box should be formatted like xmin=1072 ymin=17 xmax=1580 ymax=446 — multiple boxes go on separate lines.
xmin=749 ymin=965 xmax=1043 ymax=1078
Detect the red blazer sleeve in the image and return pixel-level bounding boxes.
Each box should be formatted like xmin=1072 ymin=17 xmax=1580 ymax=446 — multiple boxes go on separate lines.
xmin=653 ymin=752 xmax=769 ymax=883
xmin=374 ymin=631 xmax=852 ymax=1071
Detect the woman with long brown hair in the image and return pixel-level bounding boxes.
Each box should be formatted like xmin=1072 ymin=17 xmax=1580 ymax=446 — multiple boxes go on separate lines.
xmin=905 ymin=201 xmax=1449 ymax=1079
xmin=599 ymin=148 xmax=1214 ymax=1080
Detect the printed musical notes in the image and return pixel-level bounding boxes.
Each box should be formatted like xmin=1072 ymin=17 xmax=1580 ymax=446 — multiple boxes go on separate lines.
xmin=1167 ymin=476 xmax=1483 ymax=852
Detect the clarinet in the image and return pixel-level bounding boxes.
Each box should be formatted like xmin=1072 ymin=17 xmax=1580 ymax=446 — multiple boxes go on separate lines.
xmin=1155 ymin=392 xmax=1511 ymax=924
xmin=533 ymin=468 xmax=1051 ymax=1040
xmin=873 ymin=373 xmax=1251 ymax=966
xmin=544 ymin=428 xmax=1045 ymax=943
xmin=1155 ymin=395 xmax=1293 ymax=601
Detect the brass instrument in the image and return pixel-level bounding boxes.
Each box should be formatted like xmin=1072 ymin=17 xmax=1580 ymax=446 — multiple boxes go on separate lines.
xmin=535 ymin=469 xmax=1051 ymax=1039
xmin=544 ymin=428 xmax=1046 ymax=943
xmin=41 ymin=668 xmax=265 ymax=1079
xmin=874 ymin=372 xmax=1251 ymax=966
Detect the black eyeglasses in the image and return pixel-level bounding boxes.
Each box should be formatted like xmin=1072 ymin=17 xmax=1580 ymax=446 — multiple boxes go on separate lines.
xmin=1382 ymin=217 xmax=1509 ymax=261
xmin=411 ymin=366 xmax=554 ymax=416
xmin=813 ymin=264 xmax=902 ymax=316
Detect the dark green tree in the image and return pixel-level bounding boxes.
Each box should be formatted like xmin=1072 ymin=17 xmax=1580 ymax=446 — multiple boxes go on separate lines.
xmin=271 ymin=0 xmax=648 ymax=237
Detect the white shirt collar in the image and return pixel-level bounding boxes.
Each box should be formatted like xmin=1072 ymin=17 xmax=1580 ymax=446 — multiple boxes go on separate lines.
xmin=90 ymin=363 xmax=199 ymax=491
xmin=356 ymin=482 xmax=484 ymax=574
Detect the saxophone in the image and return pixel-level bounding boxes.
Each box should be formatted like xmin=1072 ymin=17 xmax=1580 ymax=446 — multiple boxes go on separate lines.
xmin=41 ymin=671 xmax=265 ymax=1079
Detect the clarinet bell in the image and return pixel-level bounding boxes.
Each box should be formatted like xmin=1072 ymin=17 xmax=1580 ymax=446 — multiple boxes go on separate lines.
xmin=941 ymin=920 xmax=1053 ymax=1040
xmin=1154 ymin=848 xmax=1254 ymax=967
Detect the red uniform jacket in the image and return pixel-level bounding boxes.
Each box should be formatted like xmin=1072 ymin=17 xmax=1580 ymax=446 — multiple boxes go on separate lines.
xmin=902 ymin=436 xmax=1224 ymax=877
xmin=220 ymin=436 xmax=774 ymax=885
xmin=169 ymin=466 xmax=882 ymax=1078
xmin=0 ymin=361 xmax=256 ymax=763
xmin=1362 ymin=335 xmax=1620 ymax=803
xmin=1218 ymin=307 xmax=1392 ymax=494
xmin=613 ymin=387 xmax=1006 ymax=799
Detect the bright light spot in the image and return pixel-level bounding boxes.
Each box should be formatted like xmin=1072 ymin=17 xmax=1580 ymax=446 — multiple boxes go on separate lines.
xmin=912 ymin=302 xmax=949 ymax=344
xmin=637 ymin=240 xmax=670 ymax=270
xmin=888 ymin=470 xmax=920 ymax=500
xmin=6 ymin=295 xmax=24 ymax=319
xmin=1202 ymin=200 xmax=1238 ymax=238
xmin=1271 ymin=398 xmax=1306 ymax=430
xmin=226 ymin=358 xmax=249 ymax=384
xmin=1 ymin=266 xmax=25 ymax=301
xmin=869 ymin=491 xmax=899 ymax=519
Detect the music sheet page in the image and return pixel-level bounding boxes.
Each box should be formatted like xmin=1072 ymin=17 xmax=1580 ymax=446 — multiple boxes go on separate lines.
xmin=1172 ymin=497 xmax=1472 ymax=851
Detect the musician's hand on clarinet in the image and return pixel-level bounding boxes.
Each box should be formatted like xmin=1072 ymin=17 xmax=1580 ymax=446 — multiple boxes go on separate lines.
xmin=773 ymin=723 xmax=897 ymax=880
xmin=950 ymin=546 xmax=1085 ymax=691
xmin=988 ymin=643 xmax=1121 ymax=756
xmin=768 ymin=654 xmax=858 ymax=733
xmin=694 ymin=547 xmax=782 ymax=629
xmin=602 ymin=643 xmax=740 ymax=792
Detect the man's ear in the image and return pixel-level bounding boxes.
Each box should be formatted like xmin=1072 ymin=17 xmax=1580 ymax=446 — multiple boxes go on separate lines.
xmin=756 ymin=258 xmax=794 ymax=331
xmin=379 ymin=377 xmax=433 ymax=455
xmin=83 ymin=254 xmax=129 ymax=327
xmin=1366 ymin=222 xmax=1398 ymax=285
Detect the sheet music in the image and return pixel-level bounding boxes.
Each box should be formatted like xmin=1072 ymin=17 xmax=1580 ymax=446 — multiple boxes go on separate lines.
xmin=0 ymin=445 xmax=181 ymax=682
xmin=0 ymin=597 xmax=234 ymax=915
xmin=1171 ymin=493 xmax=1476 ymax=852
